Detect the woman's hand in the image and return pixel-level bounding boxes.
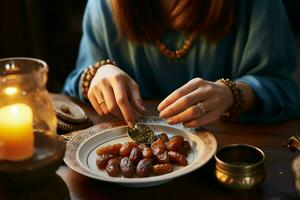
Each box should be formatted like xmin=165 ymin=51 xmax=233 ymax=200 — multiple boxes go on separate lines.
xmin=87 ymin=64 xmax=146 ymax=127
xmin=158 ymin=78 xmax=233 ymax=128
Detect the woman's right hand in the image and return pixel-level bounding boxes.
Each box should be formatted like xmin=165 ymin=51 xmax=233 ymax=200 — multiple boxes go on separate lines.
xmin=87 ymin=64 xmax=146 ymax=127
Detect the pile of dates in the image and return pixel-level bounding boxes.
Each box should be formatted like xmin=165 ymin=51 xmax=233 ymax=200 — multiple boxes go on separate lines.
xmin=96 ymin=133 xmax=191 ymax=177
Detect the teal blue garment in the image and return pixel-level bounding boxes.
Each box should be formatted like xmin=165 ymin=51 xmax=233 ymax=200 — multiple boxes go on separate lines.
xmin=63 ymin=0 xmax=300 ymax=122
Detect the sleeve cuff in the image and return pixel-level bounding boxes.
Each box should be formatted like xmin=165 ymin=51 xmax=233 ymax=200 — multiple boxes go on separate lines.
xmin=235 ymin=75 xmax=298 ymax=122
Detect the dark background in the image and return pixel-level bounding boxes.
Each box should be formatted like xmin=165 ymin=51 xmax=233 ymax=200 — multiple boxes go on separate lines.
xmin=0 ymin=0 xmax=299 ymax=93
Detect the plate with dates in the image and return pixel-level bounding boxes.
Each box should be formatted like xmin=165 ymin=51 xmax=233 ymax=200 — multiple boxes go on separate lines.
xmin=64 ymin=117 xmax=217 ymax=187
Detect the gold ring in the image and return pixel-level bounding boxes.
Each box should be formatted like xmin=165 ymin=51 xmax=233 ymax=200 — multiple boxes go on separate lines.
xmin=98 ymin=100 xmax=105 ymax=105
xmin=197 ymin=102 xmax=205 ymax=115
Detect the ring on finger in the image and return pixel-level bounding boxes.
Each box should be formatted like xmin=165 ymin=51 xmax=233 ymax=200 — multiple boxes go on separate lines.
xmin=196 ymin=102 xmax=206 ymax=115
xmin=98 ymin=99 xmax=106 ymax=105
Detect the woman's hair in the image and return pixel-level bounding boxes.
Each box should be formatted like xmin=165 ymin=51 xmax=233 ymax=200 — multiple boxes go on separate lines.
xmin=111 ymin=0 xmax=236 ymax=43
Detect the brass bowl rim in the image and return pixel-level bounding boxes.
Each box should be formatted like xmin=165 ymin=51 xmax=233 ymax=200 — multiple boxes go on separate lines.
xmin=214 ymin=144 xmax=265 ymax=169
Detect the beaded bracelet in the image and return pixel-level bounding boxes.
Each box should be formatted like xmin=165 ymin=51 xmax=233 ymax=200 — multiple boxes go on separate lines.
xmin=217 ymin=78 xmax=245 ymax=122
xmin=80 ymin=59 xmax=118 ymax=99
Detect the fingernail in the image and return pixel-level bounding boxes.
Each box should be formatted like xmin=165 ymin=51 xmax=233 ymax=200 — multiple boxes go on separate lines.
xmin=157 ymin=104 xmax=162 ymax=112
xmin=159 ymin=112 xmax=165 ymax=118
xmin=140 ymin=105 xmax=146 ymax=112
xmin=128 ymin=121 xmax=135 ymax=128
xmin=184 ymin=123 xmax=193 ymax=128
xmin=160 ymin=110 xmax=169 ymax=118
xmin=167 ymin=119 xmax=172 ymax=124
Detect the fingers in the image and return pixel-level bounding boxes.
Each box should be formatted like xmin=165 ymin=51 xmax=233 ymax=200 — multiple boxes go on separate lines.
xmin=158 ymin=78 xmax=204 ymax=112
xmin=93 ymin=88 xmax=109 ymax=114
xmin=160 ymin=80 xmax=224 ymax=127
xmin=100 ymin=81 xmax=122 ymax=116
xmin=183 ymin=110 xmax=219 ymax=128
xmin=167 ymin=101 xmax=212 ymax=125
xmin=88 ymin=94 xmax=104 ymax=116
xmin=159 ymin=87 xmax=210 ymax=119
xmin=128 ymin=81 xmax=146 ymax=114
xmin=112 ymin=82 xmax=136 ymax=128
xmin=88 ymin=78 xmax=142 ymax=127
xmin=87 ymin=66 xmax=143 ymax=127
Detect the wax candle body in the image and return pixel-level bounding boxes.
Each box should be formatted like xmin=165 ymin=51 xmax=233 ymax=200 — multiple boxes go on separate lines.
xmin=0 ymin=103 xmax=34 ymax=161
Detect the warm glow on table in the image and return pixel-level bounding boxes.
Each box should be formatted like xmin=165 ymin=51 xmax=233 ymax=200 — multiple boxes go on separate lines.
xmin=0 ymin=103 xmax=34 ymax=161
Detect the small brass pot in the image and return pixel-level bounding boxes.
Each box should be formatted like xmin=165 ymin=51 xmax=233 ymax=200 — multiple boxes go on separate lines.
xmin=214 ymin=144 xmax=265 ymax=190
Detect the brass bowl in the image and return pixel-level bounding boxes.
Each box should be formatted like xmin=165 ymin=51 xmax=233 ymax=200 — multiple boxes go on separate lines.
xmin=214 ymin=144 xmax=265 ymax=190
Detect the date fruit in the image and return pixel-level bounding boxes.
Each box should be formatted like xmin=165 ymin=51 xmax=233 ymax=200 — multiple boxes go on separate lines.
xmin=120 ymin=157 xmax=135 ymax=178
xmin=157 ymin=151 xmax=170 ymax=164
xmin=142 ymin=147 xmax=153 ymax=159
xmin=106 ymin=158 xmax=121 ymax=177
xmin=157 ymin=133 xmax=169 ymax=143
xmin=136 ymin=159 xmax=153 ymax=177
xmin=96 ymin=154 xmax=115 ymax=169
xmin=168 ymin=151 xmax=188 ymax=166
xmin=182 ymin=141 xmax=191 ymax=153
xmin=151 ymin=139 xmax=167 ymax=156
xmin=129 ymin=147 xmax=143 ymax=165
xmin=166 ymin=136 xmax=184 ymax=151
xmin=96 ymin=143 xmax=122 ymax=155
xmin=153 ymin=164 xmax=173 ymax=175
xmin=119 ymin=142 xmax=138 ymax=157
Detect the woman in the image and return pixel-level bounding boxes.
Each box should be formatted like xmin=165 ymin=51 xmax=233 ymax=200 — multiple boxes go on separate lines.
xmin=63 ymin=0 xmax=300 ymax=128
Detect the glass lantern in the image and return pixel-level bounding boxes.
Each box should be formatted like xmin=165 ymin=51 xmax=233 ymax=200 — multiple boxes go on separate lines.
xmin=0 ymin=57 xmax=65 ymax=190
xmin=0 ymin=57 xmax=56 ymax=133
xmin=0 ymin=57 xmax=57 ymax=161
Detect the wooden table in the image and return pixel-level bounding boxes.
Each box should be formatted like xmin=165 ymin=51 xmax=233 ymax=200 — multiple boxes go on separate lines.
xmin=2 ymin=94 xmax=300 ymax=200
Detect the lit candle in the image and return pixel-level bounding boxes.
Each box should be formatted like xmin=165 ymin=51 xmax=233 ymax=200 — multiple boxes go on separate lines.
xmin=0 ymin=103 xmax=34 ymax=161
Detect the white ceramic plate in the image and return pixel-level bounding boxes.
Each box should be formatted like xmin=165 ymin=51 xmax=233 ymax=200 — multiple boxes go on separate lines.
xmin=64 ymin=117 xmax=217 ymax=187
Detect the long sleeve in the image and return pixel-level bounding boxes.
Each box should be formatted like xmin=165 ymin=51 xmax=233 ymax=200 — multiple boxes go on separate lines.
xmin=232 ymin=0 xmax=300 ymax=122
xmin=62 ymin=0 xmax=109 ymax=101
xmin=62 ymin=0 xmax=300 ymax=122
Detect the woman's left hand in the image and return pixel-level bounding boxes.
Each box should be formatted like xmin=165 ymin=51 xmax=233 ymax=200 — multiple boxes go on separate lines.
xmin=158 ymin=78 xmax=234 ymax=128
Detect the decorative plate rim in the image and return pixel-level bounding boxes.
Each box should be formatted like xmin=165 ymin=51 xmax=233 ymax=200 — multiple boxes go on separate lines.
xmin=63 ymin=117 xmax=217 ymax=185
